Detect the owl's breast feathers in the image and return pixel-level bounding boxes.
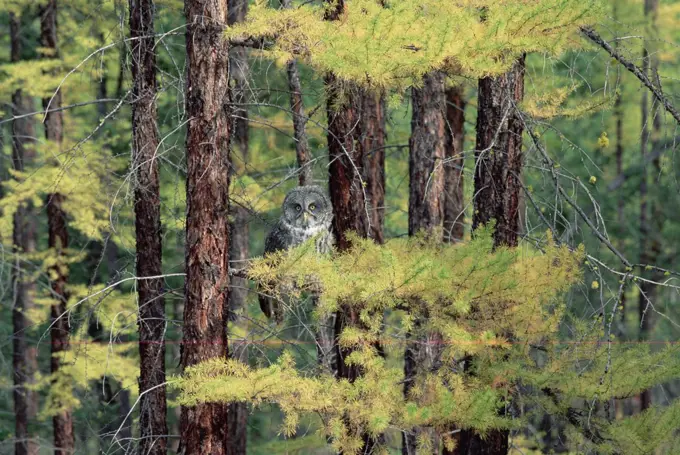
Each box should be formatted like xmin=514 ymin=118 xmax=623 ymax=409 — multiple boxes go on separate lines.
xmin=258 ymin=218 xmax=335 ymax=322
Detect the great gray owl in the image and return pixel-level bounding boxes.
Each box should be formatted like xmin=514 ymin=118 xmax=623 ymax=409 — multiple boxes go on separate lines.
xmin=258 ymin=185 xmax=335 ymax=321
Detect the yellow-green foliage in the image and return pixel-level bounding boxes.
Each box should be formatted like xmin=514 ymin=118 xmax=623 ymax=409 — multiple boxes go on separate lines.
xmin=39 ymin=329 xmax=139 ymax=418
xmin=226 ymin=0 xmax=603 ymax=89
xmin=0 ymin=139 xmax=122 ymax=244
xmin=175 ymin=229 xmax=588 ymax=454
xmin=597 ymin=400 xmax=680 ymax=454
xmin=248 ymin=228 xmax=582 ymax=345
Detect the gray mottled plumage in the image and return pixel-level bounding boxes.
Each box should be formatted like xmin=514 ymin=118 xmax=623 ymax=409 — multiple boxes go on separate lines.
xmin=259 ymin=185 xmax=335 ymax=321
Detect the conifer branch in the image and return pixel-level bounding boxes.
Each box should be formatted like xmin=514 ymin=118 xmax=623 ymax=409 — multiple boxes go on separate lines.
xmin=580 ymin=26 xmax=680 ymax=126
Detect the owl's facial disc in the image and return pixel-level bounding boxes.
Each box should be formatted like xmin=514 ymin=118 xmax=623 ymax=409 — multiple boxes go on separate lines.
xmin=281 ymin=186 xmax=330 ymax=229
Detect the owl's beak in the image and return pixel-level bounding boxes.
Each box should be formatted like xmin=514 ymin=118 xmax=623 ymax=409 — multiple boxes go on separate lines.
xmin=302 ymin=212 xmax=309 ymax=223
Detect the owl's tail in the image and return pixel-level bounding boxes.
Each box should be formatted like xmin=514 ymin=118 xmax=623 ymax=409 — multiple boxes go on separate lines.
xmin=258 ymin=283 xmax=283 ymax=323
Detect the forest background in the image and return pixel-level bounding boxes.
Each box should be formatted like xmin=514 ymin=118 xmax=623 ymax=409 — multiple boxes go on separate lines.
xmin=1 ymin=0 xmax=680 ymax=454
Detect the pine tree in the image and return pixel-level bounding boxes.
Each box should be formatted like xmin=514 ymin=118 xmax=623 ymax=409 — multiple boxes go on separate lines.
xmin=227 ymin=0 xmax=249 ymax=452
xmin=443 ymin=86 xmax=465 ymax=244
xmin=180 ymin=0 xmax=231 ymax=452
xmin=10 ymin=10 xmax=39 ymax=455
xmin=459 ymin=56 xmax=526 ymax=455
xmin=129 ymin=0 xmax=167 ymax=452
xmin=360 ymin=89 xmax=387 ymax=244
xmin=404 ymin=70 xmax=447 ymax=455
xmin=40 ymin=1 xmax=75 ymax=452
xmin=638 ymin=0 xmax=660 ymax=412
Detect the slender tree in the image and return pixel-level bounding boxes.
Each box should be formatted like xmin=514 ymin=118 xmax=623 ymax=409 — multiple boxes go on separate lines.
xmin=403 ymin=71 xmax=447 ymax=455
xmin=180 ymin=0 xmax=231 ymax=452
xmin=456 ymin=56 xmax=526 ymax=455
xmin=10 ymin=11 xmax=39 ymax=455
xmin=282 ymin=0 xmax=313 ymax=187
xmin=40 ymin=1 xmax=75 ymax=452
xmin=638 ymin=0 xmax=660 ymax=413
xmin=227 ymin=0 xmax=249 ymax=452
xmin=129 ymin=0 xmax=168 ymax=453
xmin=444 ymin=86 xmax=465 ymax=244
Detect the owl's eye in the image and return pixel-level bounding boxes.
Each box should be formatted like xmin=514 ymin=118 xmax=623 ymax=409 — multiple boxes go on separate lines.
xmin=309 ymin=203 xmax=316 ymax=211
xmin=295 ymin=204 xmax=302 ymax=212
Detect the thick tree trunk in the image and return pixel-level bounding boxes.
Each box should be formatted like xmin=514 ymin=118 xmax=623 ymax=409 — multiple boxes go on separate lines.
xmin=638 ymin=0 xmax=659 ymax=413
xmin=40 ymin=1 xmax=75 ymax=453
xmin=444 ymin=86 xmax=465 ymax=244
xmin=10 ymin=11 xmax=39 ymax=455
xmin=457 ymin=57 xmax=526 ymax=455
xmin=325 ymin=3 xmax=385 ymax=452
xmin=326 ymin=75 xmax=371 ymax=383
xmin=360 ymin=89 xmax=387 ymax=244
xmin=129 ymin=0 xmax=168 ymax=453
xmin=326 ymin=78 xmax=370 ymax=251
xmin=227 ymin=0 xmax=249 ymax=453
xmin=472 ymin=57 xmax=526 ymax=249
xmin=408 ymin=72 xmax=446 ymax=237
xmin=180 ymin=0 xmax=231 ymax=453
xmin=403 ymin=71 xmax=447 ymax=455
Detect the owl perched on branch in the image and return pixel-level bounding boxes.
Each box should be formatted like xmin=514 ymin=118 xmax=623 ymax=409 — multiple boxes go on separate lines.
xmin=258 ymin=185 xmax=335 ymax=321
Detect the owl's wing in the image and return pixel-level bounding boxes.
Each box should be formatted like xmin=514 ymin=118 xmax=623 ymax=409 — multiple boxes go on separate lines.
xmin=263 ymin=221 xmax=290 ymax=254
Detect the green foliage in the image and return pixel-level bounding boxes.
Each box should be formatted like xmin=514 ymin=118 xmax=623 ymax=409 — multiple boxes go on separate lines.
xmin=226 ymin=0 xmax=603 ymax=89
xmin=176 ymin=229 xmax=592 ymax=454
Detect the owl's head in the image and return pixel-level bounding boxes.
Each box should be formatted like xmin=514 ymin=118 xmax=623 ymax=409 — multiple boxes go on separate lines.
xmin=281 ymin=185 xmax=331 ymax=229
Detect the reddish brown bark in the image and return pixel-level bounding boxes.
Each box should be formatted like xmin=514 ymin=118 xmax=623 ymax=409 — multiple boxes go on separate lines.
xmin=10 ymin=11 xmax=39 ymax=455
xmin=47 ymin=193 xmax=74 ymax=455
xmin=403 ymin=71 xmax=447 ymax=455
xmin=325 ymin=3 xmax=385 ymax=452
xmin=472 ymin=57 xmax=526 ymax=249
xmin=457 ymin=57 xmax=526 ymax=455
xmin=408 ymin=71 xmax=446 ymax=237
xmin=227 ymin=0 xmax=249 ymax=452
xmin=129 ymin=0 xmax=168 ymax=453
xmin=360 ymin=90 xmax=387 ymax=243
xmin=40 ymin=1 xmax=75 ymax=453
xmin=180 ymin=0 xmax=231 ymax=453
xmin=444 ymin=86 xmax=466 ymax=244
xmin=327 ymin=77 xmax=370 ymax=251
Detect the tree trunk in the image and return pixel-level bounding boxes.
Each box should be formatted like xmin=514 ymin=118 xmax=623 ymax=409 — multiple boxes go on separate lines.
xmin=638 ymin=0 xmax=659 ymax=413
xmin=180 ymin=0 xmax=231 ymax=453
xmin=47 ymin=193 xmax=75 ymax=455
xmin=287 ymin=59 xmax=313 ymax=187
xmin=227 ymin=0 xmax=249 ymax=452
xmin=130 ymin=0 xmax=168 ymax=453
xmin=472 ymin=57 xmax=526 ymax=249
xmin=325 ymin=3 xmax=385 ymax=451
xmin=282 ymin=0 xmax=313 ymax=187
xmin=444 ymin=86 xmax=465 ymax=244
xmin=403 ymin=71 xmax=447 ymax=455
xmin=456 ymin=56 xmax=526 ymax=455
xmin=360 ymin=89 xmax=387 ymax=244
xmin=326 ymin=78 xmax=370 ymax=251
xmin=615 ymin=83 xmax=627 ymax=326
xmin=10 ymin=11 xmax=39 ymax=455
xmin=40 ymin=1 xmax=75 ymax=453
xmin=408 ymin=72 xmax=446 ymax=237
